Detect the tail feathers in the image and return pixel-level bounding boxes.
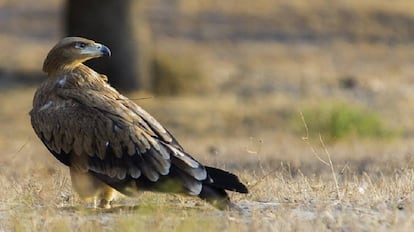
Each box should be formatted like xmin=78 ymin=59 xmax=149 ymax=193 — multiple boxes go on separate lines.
xmin=204 ymin=166 xmax=248 ymax=193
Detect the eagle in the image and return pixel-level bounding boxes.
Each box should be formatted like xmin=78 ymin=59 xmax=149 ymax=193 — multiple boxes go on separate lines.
xmin=30 ymin=37 xmax=248 ymax=210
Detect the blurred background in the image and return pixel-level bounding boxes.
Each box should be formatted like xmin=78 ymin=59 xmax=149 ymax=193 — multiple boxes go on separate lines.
xmin=4 ymin=1 xmax=414 ymax=229
xmin=2 ymin=0 xmax=414 ymax=176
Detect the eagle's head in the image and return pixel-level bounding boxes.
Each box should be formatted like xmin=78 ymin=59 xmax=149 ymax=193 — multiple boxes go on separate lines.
xmin=43 ymin=37 xmax=111 ymax=75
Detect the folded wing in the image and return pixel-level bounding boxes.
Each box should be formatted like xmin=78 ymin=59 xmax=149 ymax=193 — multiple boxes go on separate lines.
xmin=31 ymin=87 xmax=207 ymax=196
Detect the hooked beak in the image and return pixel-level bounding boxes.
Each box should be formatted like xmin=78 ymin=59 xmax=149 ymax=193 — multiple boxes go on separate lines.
xmin=96 ymin=43 xmax=111 ymax=57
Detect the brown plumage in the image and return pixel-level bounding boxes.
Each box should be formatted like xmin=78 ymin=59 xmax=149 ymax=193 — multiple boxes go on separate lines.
xmin=30 ymin=37 xmax=248 ymax=210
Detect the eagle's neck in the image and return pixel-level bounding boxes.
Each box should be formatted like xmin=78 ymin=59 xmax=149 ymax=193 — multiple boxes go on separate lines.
xmin=42 ymin=48 xmax=89 ymax=76
xmin=43 ymin=60 xmax=84 ymax=77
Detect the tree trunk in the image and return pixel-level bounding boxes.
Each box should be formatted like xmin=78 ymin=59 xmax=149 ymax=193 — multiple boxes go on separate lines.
xmin=65 ymin=0 xmax=141 ymax=91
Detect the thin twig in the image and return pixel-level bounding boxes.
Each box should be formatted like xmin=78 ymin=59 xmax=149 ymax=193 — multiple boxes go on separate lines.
xmin=300 ymin=111 xmax=329 ymax=166
xmin=248 ymin=168 xmax=279 ymax=190
xmin=9 ymin=138 xmax=30 ymax=162
xmin=129 ymin=96 xmax=154 ymax=101
xmin=319 ymin=134 xmax=341 ymax=200
xmin=246 ymin=137 xmax=275 ymax=190
xmin=300 ymin=111 xmax=341 ymax=200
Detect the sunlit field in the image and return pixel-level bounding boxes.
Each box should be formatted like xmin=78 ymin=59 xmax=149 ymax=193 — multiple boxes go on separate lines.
xmin=2 ymin=0 xmax=414 ymax=231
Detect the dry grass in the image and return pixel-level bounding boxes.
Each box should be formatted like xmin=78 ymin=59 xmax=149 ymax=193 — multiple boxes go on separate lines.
xmin=2 ymin=0 xmax=414 ymax=231
xmin=1 ymin=88 xmax=414 ymax=231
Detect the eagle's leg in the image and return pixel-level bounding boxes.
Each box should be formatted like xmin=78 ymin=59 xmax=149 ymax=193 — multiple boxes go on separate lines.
xmin=69 ymin=167 xmax=115 ymax=209
xmin=98 ymin=185 xmax=116 ymax=209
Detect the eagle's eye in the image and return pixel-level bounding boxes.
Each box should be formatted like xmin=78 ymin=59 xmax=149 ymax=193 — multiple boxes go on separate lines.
xmin=75 ymin=42 xmax=87 ymax=49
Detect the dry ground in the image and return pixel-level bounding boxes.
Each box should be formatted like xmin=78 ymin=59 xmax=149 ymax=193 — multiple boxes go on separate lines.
xmin=2 ymin=0 xmax=414 ymax=231
xmin=2 ymin=88 xmax=414 ymax=231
